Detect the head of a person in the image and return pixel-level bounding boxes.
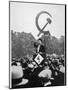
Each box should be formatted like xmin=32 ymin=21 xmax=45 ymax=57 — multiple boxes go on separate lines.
xmin=59 ymin=63 xmax=63 ymax=68
xmin=43 ymin=62 xmax=49 ymax=69
xmin=37 ymin=39 xmax=42 ymax=45
xmin=34 ymin=42 xmax=38 ymax=48
xmin=12 ymin=61 xmax=17 ymax=66
xmin=17 ymin=62 xmax=21 ymax=66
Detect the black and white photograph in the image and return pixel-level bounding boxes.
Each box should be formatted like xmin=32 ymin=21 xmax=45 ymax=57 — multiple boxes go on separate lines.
xmin=9 ymin=1 xmax=66 ymax=89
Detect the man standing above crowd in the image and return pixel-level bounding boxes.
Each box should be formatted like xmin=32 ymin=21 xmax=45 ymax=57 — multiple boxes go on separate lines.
xmin=37 ymin=39 xmax=46 ymax=65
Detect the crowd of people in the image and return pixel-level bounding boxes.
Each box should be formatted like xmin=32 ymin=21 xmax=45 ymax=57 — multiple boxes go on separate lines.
xmin=11 ymin=39 xmax=65 ymax=88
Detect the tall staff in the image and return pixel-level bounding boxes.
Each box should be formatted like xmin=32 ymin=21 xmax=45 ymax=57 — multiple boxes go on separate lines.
xmin=35 ymin=11 xmax=52 ymax=62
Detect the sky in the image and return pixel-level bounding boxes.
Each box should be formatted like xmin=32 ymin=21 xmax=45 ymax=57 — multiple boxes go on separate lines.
xmin=10 ymin=2 xmax=65 ymax=39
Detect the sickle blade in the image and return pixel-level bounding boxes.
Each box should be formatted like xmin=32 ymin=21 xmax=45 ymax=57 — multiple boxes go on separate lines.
xmin=35 ymin=11 xmax=52 ymax=36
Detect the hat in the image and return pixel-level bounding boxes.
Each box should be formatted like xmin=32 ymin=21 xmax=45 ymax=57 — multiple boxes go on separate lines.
xmin=38 ymin=38 xmax=42 ymax=42
xmin=44 ymin=62 xmax=48 ymax=66
xmin=13 ymin=79 xmax=29 ymax=87
xmin=11 ymin=65 xmax=29 ymax=87
xmin=28 ymin=63 xmax=34 ymax=68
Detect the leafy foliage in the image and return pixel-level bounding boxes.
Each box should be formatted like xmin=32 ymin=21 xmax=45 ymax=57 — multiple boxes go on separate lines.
xmin=11 ymin=30 xmax=65 ymax=58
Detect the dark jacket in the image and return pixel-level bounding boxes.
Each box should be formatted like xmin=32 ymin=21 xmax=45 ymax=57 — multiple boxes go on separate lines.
xmin=38 ymin=45 xmax=45 ymax=53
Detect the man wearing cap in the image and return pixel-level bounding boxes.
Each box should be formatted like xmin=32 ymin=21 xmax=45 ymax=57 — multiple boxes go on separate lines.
xmin=38 ymin=62 xmax=52 ymax=86
xmin=11 ymin=62 xmax=29 ymax=88
xmin=34 ymin=39 xmax=46 ymax=65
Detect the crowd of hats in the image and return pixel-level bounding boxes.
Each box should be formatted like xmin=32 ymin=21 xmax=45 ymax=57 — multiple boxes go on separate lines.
xmin=11 ymin=54 xmax=65 ymax=88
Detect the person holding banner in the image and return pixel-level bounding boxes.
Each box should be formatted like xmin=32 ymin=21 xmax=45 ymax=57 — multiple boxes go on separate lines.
xmin=33 ymin=38 xmax=46 ymax=66
xmin=37 ymin=39 xmax=46 ymax=65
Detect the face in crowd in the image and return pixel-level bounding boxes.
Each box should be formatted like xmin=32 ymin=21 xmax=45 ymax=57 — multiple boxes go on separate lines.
xmin=37 ymin=39 xmax=42 ymax=45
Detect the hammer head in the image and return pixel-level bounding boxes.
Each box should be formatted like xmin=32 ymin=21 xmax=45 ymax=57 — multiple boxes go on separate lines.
xmin=47 ymin=18 xmax=52 ymax=24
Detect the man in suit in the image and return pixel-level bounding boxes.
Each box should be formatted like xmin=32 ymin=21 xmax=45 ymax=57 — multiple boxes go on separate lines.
xmin=36 ymin=38 xmax=46 ymax=65
xmin=37 ymin=39 xmax=45 ymax=54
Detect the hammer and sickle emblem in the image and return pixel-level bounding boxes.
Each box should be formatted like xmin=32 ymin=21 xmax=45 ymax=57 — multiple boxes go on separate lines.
xmin=35 ymin=11 xmax=52 ymax=37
